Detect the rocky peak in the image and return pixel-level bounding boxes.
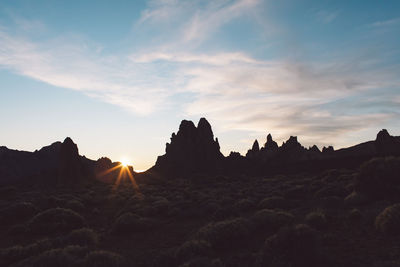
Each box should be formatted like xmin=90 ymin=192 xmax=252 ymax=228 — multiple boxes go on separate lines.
xmin=60 ymin=137 xmax=78 ymax=156
xmin=309 ymin=145 xmax=321 ymax=153
xmin=281 ymin=136 xmax=303 ymax=151
xmin=264 ymin=133 xmax=278 ymax=151
xmin=376 ymin=129 xmax=391 ymax=143
xmin=246 ymin=139 xmax=260 ymax=158
xmin=177 ymin=120 xmax=197 ymax=138
xmin=155 ymin=118 xmax=223 ymax=174
xmin=58 ymin=137 xmax=82 ymax=183
xmin=322 ymin=146 xmax=334 ymax=153
xmin=375 ymin=129 xmax=400 ymax=155
xmin=252 ymin=140 xmax=260 ymax=152
xmin=197 ymin=117 xmax=214 ymax=140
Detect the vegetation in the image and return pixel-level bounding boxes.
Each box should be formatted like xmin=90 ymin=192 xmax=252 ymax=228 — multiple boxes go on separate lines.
xmin=1 ymin=157 xmax=400 ymax=266
xmin=375 ymin=204 xmax=400 ymax=235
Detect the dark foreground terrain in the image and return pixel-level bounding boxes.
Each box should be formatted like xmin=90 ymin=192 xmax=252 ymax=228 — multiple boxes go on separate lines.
xmin=2 ymin=159 xmax=400 ymax=267
xmin=1 ymin=118 xmax=400 ymax=267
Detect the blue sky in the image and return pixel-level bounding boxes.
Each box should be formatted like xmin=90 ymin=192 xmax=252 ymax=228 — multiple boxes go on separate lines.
xmin=1 ymin=0 xmax=399 ymax=170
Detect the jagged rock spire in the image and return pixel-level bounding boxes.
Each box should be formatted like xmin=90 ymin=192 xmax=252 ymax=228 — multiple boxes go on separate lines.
xmin=252 ymin=140 xmax=260 ymax=152
xmin=58 ymin=137 xmax=82 ymax=183
xmin=155 ymin=118 xmax=223 ymax=174
xmin=264 ymin=133 xmax=278 ymax=151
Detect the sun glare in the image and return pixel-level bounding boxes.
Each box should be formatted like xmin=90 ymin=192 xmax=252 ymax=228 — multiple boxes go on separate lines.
xmin=120 ymin=158 xmax=130 ymax=167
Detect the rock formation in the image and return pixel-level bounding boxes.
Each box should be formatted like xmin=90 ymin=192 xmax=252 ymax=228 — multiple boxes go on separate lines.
xmin=322 ymin=146 xmax=334 ymax=153
xmin=58 ymin=137 xmax=84 ymax=183
xmin=246 ymin=140 xmax=260 ymax=158
xmin=155 ymin=118 xmax=223 ymax=174
xmin=264 ymin=134 xmax=278 ymax=151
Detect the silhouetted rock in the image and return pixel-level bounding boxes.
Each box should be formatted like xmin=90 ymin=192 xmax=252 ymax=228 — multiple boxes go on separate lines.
xmin=309 ymin=145 xmax=321 ymax=153
xmin=375 ymin=129 xmax=400 ymax=156
xmin=376 ymin=129 xmax=391 ymax=143
xmin=322 ymin=146 xmax=334 ymax=153
xmin=246 ymin=140 xmax=260 ymax=158
xmin=58 ymin=137 xmax=83 ymax=183
xmin=281 ymin=136 xmax=303 ymax=151
xmin=264 ymin=134 xmax=278 ymax=151
xmin=155 ymin=118 xmax=223 ymax=175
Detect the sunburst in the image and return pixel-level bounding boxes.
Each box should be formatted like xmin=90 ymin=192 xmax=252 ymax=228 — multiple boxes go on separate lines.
xmin=97 ymin=158 xmax=140 ymax=193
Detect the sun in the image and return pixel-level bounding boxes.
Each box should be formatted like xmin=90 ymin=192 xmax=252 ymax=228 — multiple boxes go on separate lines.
xmin=120 ymin=158 xmax=130 ymax=167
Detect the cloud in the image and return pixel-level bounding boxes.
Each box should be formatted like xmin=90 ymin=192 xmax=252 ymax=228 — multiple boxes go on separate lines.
xmin=316 ymin=10 xmax=339 ymax=24
xmin=370 ymin=17 xmax=400 ymax=27
xmin=0 ymin=29 xmax=173 ymax=115
xmin=138 ymin=0 xmax=260 ymax=45
xmin=1 ymin=3 xmax=399 ymax=153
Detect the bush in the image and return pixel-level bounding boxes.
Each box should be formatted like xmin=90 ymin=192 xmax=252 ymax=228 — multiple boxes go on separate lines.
xmin=1 ymin=202 xmax=39 ymax=224
xmin=347 ymin=209 xmax=362 ymax=224
xmin=179 ymin=257 xmax=223 ymax=267
xmin=314 ymin=185 xmax=348 ymax=198
xmin=112 ymin=212 xmax=150 ymax=234
xmin=66 ymin=199 xmax=85 ymax=212
xmin=196 ymin=218 xmax=251 ymax=250
xmin=344 ymin=191 xmax=368 ymax=206
xmin=305 ymin=211 xmax=327 ymax=230
xmin=260 ymin=224 xmax=322 ymax=267
xmin=28 ymin=208 xmax=85 ymax=234
xmin=84 ymin=250 xmax=125 ymax=267
xmin=234 ymin=198 xmax=255 ymax=212
xmin=355 ymin=157 xmax=400 ymax=199
xmin=1 ymin=239 xmax=54 ymax=265
xmin=66 ymin=228 xmax=99 ymax=247
xmin=23 ymin=245 xmax=88 ymax=267
xmin=375 ymin=204 xmax=400 ymax=235
xmin=251 ymin=209 xmax=294 ymax=232
xmin=258 ymin=196 xmax=288 ymax=209
xmin=175 ymin=240 xmax=211 ymax=264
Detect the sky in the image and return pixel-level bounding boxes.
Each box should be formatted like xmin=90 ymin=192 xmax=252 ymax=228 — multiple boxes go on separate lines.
xmin=1 ymin=0 xmax=399 ymax=171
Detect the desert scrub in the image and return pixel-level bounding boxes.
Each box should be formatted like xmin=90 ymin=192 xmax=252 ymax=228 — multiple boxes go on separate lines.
xmin=347 ymin=208 xmax=362 ymax=225
xmin=260 ymin=224 xmax=322 ymax=267
xmin=65 ymin=228 xmax=99 ymax=247
xmin=175 ymin=240 xmax=211 ymax=264
xmin=251 ymin=209 xmax=294 ymax=232
xmin=0 ymin=202 xmax=39 ymax=224
xmin=14 ymin=245 xmax=88 ymax=267
xmin=258 ymin=196 xmax=288 ymax=209
xmin=375 ymin=204 xmax=400 ymax=235
xmin=355 ymin=157 xmax=400 ymax=199
xmin=196 ymin=217 xmax=251 ymax=250
xmin=28 ymin=208 xmax=85 ymax=234
xmin=305 ymin=211 xmax=327 ymax=230
xmin=180 ymin=257 xmax=224 ymax=267
xmin=234 ymin=198 xmax=255 ymax=212
xmin=314 ymin=185 xmax=348 ymax=198
xmin=112 ymin=212 xmax=151 ymax=234
xmin=84 ymin=250 xmax=125 ymax=267
xmin=0 ymin=238 xmax=54 ymax=265
xmin=344 ymin=191 xmax=368 ymax=206
xmin=66 ymin=199 xmax=85 ymax=212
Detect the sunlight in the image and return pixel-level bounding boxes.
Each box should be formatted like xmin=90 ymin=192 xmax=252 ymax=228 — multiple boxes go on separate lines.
xmin=120 ymin=158 xmax=130 ymax=167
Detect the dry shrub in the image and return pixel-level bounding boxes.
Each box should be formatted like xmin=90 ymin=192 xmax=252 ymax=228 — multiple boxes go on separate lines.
xmin=28 ymin=208 xmax=85 ymax=234
xmin=375 ymin=204 xmax=400 ymax=235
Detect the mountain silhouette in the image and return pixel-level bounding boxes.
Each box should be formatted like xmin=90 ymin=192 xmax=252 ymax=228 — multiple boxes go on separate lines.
xmin=1 ymin=119 xmax=400 ymax=267
xmin=152 ymin=118 xmax=223 ymax=175
xmin=1 ymin=119 xmax=400 ymax=184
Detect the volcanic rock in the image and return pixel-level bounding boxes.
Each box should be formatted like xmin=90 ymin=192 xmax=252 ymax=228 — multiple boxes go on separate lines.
xmin=155 ymin=118 xmax=223 ymax=174
xmin=264 ymin=134 xmax=278 ymax=151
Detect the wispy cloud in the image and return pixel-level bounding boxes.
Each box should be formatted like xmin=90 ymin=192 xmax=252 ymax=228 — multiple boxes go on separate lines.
xmin=138 ymin=0 xmax=260 ymax=45
xmin=1 ymin=1 xmax=399 ymax=153
xmin=370 ymin=17 xmax=400 ymax=27
xmin=316 ymin=10 xmax=339 ymax=24
xmin=0 ymin=29 xmax=173 ymax=115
